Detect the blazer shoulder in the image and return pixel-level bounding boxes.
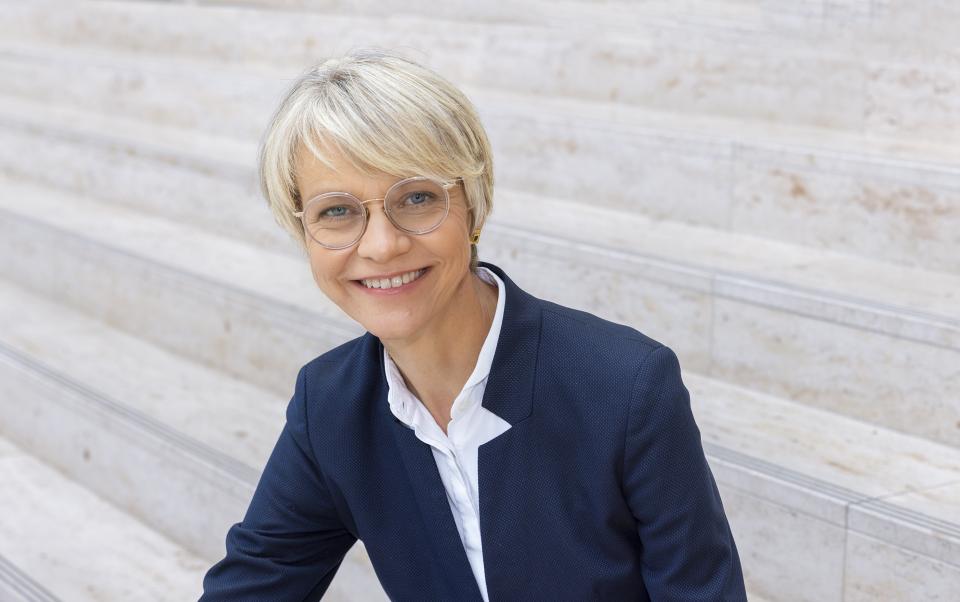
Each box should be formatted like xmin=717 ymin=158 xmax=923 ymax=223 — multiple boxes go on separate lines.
xmin=538 ymin=298 xmax=664 ymax=358
xmin=534 ymin=298 xmax=673 ymax=406
xmin=301 ymin=332 xmax=370 ymax=372
xmin=295 ymin=332 xmax=381 ymax=415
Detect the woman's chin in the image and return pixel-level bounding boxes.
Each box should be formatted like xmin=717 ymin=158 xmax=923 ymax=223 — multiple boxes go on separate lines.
xmin=357 ymin=315 xmax=423 ymax=343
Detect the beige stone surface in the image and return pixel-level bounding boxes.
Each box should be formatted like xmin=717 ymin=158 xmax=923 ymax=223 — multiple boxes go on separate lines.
xmin=712 ymin=297 xmax=960 ymax=447
xmin=0 ymin=281 xmax=287 ymax=471
xmin=718 ymin=483 xmax=846 ymax=602
xmin=843 ymin=532 xmax=960 ymax=601
xmin=3 ymin=42 xmax=959 ymax=271
xmin=693 ymin=375 xmax=960 ymax=500
xmin=850 ymin=482 xmax=960 ymax=565
xmin=0 ymin=436 xmax=209 ymax=601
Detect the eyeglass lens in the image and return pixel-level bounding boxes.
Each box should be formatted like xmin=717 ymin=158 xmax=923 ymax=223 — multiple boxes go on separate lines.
xmin=302 ymin=178 xmax=449 ymax=248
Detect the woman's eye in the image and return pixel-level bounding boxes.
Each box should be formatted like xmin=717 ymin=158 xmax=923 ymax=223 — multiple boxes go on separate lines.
xmin=322 ymin=206 xmax=349 ymax=218
xmin=405 ymin=192 xmax=433 ymax=205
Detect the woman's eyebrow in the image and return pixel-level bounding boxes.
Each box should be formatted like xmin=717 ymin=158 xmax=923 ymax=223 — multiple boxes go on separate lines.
xmin=302 ymin=185 xmax=347 ymax=199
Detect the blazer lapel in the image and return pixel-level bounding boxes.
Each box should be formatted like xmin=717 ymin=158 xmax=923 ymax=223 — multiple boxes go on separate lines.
xmin=476 ymin=261 xmax=539 ymax=424
xmin=379 ymin=261 xmax=542 ymax=601
xmin=475 ymin=261 xmax=543 ymax=600
xmin=381 ymin=342 xmax=485 ymax=601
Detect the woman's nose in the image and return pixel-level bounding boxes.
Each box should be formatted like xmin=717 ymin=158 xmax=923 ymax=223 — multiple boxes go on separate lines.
xmin=355 ymin=203 xmax=409 ymax=260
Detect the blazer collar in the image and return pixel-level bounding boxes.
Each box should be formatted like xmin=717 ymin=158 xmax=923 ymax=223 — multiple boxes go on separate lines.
xmin=474 ymin=260 xmax=540 ymax=425
xmin=371 ymin=260 xmax=541 ymax=426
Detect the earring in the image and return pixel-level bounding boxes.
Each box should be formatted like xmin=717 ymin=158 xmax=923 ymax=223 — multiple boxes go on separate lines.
xmin=469 ymin=228 xmax=481 ymax=244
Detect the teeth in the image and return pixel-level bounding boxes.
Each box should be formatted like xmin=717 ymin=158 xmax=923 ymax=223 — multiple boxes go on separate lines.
xmin=362 ymin=269 xmax=424 ymax=289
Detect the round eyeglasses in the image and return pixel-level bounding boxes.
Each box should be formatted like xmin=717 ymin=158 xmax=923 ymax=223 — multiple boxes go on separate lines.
xmin=293 ymin=176 xmax=457 ymax=250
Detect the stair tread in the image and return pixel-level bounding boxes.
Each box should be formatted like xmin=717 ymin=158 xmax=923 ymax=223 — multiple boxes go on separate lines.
xmin=0 ymin=88 xmax=956 ymax=326
xmin=0 ymin=278 xmax=286 ymax=472
xmin=0 ymin=179 xmax=956 ymax=531
xmin=0 ymin=173 xmax=347 ymax=325
xmin=499 ymin=188 xmax=960 ymax=327
xmin=690 ymin=371 xmax=960 ymax=510
xmin=0 ymin=434 xmax=207 ymax=601
xmin=1 ymin=36 xmax=958 ymax=166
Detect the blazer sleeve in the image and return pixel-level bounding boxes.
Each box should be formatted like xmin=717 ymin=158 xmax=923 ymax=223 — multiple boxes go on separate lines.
xmin=622 ymin=345 xmax=747 ymax=601
xmin=200 ymin=365 xmax=357 ymax=601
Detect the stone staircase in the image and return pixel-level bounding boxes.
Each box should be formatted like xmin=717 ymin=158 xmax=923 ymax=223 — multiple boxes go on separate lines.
xmin=0 ymin=1 xmax=956 ymax=600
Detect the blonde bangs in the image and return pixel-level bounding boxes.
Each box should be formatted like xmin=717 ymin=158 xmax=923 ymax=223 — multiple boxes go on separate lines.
xmin=258 ymin=49 xmax=494 ymax=259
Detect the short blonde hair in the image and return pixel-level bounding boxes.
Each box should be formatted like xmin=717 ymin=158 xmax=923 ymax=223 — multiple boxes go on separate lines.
xmin=258 ymin=48 xmax=494 ymax=271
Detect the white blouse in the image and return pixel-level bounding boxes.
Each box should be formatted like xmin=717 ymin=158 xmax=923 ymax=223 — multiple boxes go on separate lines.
xmin=383 ymin=266 xmax=510 ymax=602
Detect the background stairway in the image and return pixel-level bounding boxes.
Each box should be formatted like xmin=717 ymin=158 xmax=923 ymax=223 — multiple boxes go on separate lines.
xmin=0 ymin=1 xmax=957 ymax=600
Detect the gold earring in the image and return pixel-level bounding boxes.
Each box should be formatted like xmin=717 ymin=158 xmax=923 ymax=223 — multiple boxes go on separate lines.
xmin=469 ymin=228 xmax=481 ymax=244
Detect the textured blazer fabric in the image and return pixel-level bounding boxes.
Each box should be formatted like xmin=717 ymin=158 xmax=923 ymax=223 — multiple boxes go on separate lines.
xmin=200 ymin=260 xmax=747 ymax=601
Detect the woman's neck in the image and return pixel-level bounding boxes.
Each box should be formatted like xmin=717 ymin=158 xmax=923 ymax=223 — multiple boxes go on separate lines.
xmin=383 ymin=270 xmax=498 ymax=432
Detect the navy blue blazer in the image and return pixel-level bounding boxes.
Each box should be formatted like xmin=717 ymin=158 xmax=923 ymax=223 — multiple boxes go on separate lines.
xmin=201 ymin=261 xmax=747 ymax=601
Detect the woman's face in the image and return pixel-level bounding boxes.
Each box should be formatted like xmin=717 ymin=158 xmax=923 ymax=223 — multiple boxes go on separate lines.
xmin=295 ymin=146 xmax=474 ymax=343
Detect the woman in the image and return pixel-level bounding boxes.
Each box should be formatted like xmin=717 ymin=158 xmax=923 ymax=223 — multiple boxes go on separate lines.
xmin=201 ymin=49 xmax=746 ymax=601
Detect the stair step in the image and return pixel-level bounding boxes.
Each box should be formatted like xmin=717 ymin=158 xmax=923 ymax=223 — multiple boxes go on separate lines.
xmin=1 ymin=0 xmax=959 ymax=144
xmin=690 ymin=373 xmax=960 ymax=600
xmin=0 ymin=46 xmax=958 ymax=274
xmin=184 ymin=0 xmax=770 ymax=32
xmin=0 ymin=172 xmax=357 ymax=393
xmin=2 ymin=266 xmax=957 ymax=598
xmin=0 ymin=167 xmax=956 ymax=446
xmin=0 ymin=434 xmax=208 ymax=601
xmin=0 ymin=277 xmax=387 ymax=598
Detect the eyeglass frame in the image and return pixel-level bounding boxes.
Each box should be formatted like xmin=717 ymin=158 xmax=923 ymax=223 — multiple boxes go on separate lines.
xmin=292 ymin=175 xmax=462 ymax=250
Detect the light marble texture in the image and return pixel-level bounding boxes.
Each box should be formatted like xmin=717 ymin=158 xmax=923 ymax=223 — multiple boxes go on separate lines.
xmin=843 ymin=532 xmax=960 ymax=601
xmin=850 ymin=482 xmax=960 ymax=566
xmin=481 ymin=227 xmax=714 ymax=372
xmin=7 ymin=90 xmax=957 ymax=344
xmin=5 ymin=49 xmax=960 ymax=276
xmin=712 ymin=297 xmax=960 ymax=447
xmin=0 ymin=0 xmax=956 ymax=145
xmin=3 ymin=43 xmax=960 ymax=273
xmin=0 ymin=127 xmax=288 ymax=254
xmin=0 ymin=39 xmax=279 ymax=141
xmin=0 ymin=352 xmax=258 ymax=560
xmin=0 ymin=437 xmax=209 ymax=601
xmin=482 ymin=100 xmax=736 ymax=229
xmin=693 ymin=375 xmax=960 ymax=502
xmin=0 ymin=176 xmax=360 ymax=395
xmin=731 ymin=145 xmax=960 ymax=274
xmin=707 ymin=453 xmax=855 ymax=526
xmin=0 ymin=292 xmax=387 ymax=598
xmin=0 ymin=280 xmax=287 ymax=469
xmin=866 ymin=63 xmax=960 ymax=145
xmin=716 ymin=483 xmax=846 ymax=602
xmin=0 ymin=554 xmax=59 ymax=602
xmin=1 ymin=172 xmax=957 ymax=443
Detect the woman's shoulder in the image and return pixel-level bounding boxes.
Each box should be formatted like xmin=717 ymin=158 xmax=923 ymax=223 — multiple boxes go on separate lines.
xmin=295 ymin=332 xmax=381 ymax=405
xmin=301 ymin=331 xmax=375 ymax=371
xmin=530 ymin=297 xmax=678 ymax=406
xmin=537 ymin=297 xmax=665 ymax=359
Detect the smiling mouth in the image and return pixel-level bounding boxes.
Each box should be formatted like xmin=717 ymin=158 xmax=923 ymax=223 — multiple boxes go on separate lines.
xmin=356 ymin=267 xmax=429 ymax=290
